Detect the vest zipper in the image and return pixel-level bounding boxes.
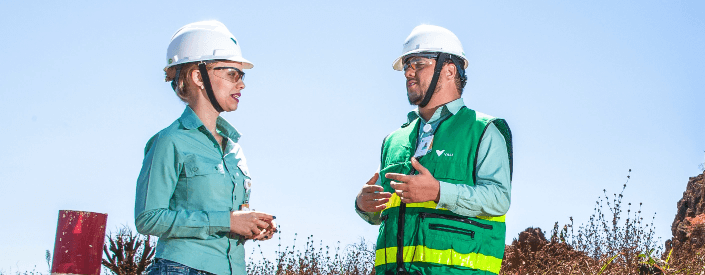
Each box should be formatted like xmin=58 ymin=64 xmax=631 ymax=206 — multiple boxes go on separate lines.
xmin=428 ymin=224 xmax=475 ymax=239
xmin=397 ymin=201 xmax=407 ymax=273
xmin=397 ymin=160 xmax=419 ymax=274
xmin=419 ymin=212 xmax=493 ymax=230
xmin=393 ymin=116 xmax=452 ymax=274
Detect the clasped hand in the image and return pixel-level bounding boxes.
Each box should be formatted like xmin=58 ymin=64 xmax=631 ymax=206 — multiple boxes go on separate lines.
xmin=230 ymin=211 xmax=276 ymax=241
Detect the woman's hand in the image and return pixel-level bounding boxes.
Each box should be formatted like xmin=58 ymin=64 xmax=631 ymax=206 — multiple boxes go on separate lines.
xmin=229 ymin=211 xmax=274 ymax=239
xmin=252 ymin=219 xmax=277 ymax=241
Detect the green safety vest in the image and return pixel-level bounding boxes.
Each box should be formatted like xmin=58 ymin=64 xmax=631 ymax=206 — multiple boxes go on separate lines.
xmin=376 ymin=107 xmax=512 ymax=275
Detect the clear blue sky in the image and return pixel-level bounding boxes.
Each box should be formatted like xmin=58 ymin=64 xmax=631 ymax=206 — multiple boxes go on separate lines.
xmin=1 ymin=0 xmax=703 ymax=272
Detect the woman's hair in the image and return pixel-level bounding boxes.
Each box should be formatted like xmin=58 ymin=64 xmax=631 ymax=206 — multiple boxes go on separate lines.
xmin=174 ymin=62 xmax=218 ymax=103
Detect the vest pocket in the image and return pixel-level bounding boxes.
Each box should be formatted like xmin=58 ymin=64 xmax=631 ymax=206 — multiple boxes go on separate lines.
xmin=419 ymin=212 xmax=492 ymax=230
xmin=418 ymin=212 xmax=491 ymax=255
xmin=428 ymin=224 xmax=475 ymax=239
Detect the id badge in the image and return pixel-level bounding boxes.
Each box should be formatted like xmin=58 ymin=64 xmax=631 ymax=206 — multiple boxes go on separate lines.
xmin=414 ymin=135 xmax=434 ymax=158
xmin=240 ymin=179 xmax=252 ymax=211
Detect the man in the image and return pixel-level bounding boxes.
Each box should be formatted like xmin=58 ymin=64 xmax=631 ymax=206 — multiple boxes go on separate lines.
xmin=355 ymin=25 xmax=513 ymax=275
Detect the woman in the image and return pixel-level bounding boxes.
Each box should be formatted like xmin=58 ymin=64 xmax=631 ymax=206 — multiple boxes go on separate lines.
xmin=135 ymin=21 xmax=276 ymax=275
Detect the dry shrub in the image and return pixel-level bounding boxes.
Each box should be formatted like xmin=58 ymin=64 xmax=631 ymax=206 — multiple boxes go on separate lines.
xmin=247 ymin=228 xmax=375 ymax=275
xmin=102 ymin=225 xmax=156 ymax=275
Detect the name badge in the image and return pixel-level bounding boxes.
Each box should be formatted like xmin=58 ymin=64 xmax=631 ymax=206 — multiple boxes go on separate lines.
xmin=244 ymin=179 xmax=252 ymax=190
xmin=414 ymin=135 xmax=434 ymax=158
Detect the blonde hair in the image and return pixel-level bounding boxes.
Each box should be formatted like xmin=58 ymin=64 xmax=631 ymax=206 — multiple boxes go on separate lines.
xmin=173 ymin=62 xmax=218 ymax=103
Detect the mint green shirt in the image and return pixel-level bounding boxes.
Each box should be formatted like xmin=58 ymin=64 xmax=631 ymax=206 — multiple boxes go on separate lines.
xmin=357 ymin=98 xmax=511 ymax=223
xmin=135 ymin=106 xmax=250 ymax=275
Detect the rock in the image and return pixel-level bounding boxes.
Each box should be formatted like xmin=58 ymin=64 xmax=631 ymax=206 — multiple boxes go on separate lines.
xmin=664 ymin=171 xmax=705 ymax=258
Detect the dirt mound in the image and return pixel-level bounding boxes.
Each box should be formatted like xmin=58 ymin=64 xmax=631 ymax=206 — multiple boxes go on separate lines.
xmin=664 ymin=171 xmax=705 ymax=260
xmin=502 ymin=227 xmax=597 ymax=274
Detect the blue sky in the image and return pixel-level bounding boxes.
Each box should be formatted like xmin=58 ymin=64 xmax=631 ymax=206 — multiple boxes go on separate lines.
xmin=1 ymin=0 xmax=703 ymax=272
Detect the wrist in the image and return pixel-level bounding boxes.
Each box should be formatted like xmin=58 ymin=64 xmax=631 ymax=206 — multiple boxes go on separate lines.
xmin=434 ymin=180 xmax=441 ymax=203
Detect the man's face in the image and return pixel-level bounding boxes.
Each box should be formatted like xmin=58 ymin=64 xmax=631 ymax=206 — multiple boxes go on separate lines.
xmin=404 ymin=55 xmax=436 ymax=105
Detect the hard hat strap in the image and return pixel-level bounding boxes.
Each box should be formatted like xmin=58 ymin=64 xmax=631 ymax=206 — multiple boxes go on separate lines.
xmin=419 ymin=53 xmax=449 ymax=108
xmin=198 ymin=62 xmax=225 ymax=113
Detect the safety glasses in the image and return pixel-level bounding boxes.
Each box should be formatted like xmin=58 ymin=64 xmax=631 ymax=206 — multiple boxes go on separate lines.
xmin=403 ymin=53 xmax=437 ymax=72
xmin=212 ymin=67 xmax=245 ymax=83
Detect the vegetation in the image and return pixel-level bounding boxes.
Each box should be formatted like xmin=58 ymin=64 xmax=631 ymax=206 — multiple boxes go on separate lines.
xmin=500 ymin=170 xmax=705 ymax=274
xmin=6 ymin=171 xmax=705 ymax=275
xmin=247 ymin=229 xmax=375 ymax=275
xmin=102 ymin=225 xmax=156 ymax=275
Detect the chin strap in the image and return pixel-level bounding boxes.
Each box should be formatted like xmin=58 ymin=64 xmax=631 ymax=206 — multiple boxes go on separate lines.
xmin=418 ymin=53 xmax=449 ymax=108
xmin=198 ymin=62 xmax=224 ymax=113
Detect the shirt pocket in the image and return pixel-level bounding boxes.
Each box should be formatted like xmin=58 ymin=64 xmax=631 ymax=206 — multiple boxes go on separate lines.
xmin=183 ymin=155 xmax=225 ymax=177
xmin=181 ymin=155 xmax=231 ymax=209
xmin=236 ymin=160 xmax=251 ymax=179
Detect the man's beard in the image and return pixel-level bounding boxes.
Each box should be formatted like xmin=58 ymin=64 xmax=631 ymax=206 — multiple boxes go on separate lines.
xmin=406 ymin=81 xmax=440 ymax=105
xmin=407 ymin=88 xmax=424 ymax=105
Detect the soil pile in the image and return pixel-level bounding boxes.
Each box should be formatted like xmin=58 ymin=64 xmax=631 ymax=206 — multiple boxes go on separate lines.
xmin=502 ymin=227 xmax=596 ymax=274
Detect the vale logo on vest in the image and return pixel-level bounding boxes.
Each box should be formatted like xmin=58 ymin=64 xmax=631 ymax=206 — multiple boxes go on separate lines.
xmin=435 ymin=150 xmax=454 ymax=157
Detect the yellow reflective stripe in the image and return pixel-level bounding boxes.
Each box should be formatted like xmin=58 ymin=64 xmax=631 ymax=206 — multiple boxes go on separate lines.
xmin=476 ymin=215 xmax=506 ymax=222
xmin=375 ymin=246 xmax=501 ymax=274
xmin=384 ymin=193 xmax=447 ymax=210
xmin=383 ymin=194 xmax=506 ymax=223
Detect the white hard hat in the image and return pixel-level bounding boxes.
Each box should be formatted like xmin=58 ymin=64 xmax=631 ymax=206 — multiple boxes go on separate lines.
xmin=392 ymin=25 xmax=468 ymax=71
xmin=164 ymin=20 xmax=253 ymax=81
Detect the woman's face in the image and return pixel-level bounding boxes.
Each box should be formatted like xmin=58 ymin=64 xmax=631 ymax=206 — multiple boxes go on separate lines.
xmin=203 ymin=61 xmax=246 ymax=112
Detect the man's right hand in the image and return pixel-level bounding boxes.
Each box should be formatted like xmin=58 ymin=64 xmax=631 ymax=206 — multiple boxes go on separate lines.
xmin=229 ymin=211 xmax=274 ymax=239
xmin=356 ymin=173 xmax=392 ymax=213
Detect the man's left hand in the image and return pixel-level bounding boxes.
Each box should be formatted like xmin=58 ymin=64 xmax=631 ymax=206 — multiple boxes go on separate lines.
xmin=386 ymin=157 xmax=440 ymax=204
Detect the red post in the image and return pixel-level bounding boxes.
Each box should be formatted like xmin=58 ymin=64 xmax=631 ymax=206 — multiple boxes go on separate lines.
xmin=51 ymin=210 xmax=108 ymax=275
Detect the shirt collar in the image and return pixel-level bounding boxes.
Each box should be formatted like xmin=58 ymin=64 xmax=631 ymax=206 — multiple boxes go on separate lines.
xmin=406 ymin=98 xmax=466 ymax=124
xmin=178 ymin=106 xmax=242 ymax=142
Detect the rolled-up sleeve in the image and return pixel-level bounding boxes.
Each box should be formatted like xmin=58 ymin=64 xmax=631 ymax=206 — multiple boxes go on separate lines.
xmin=436 ymin=123 xmax=511 ymax=217
xmin=134 ymin=134 xmax=231 ymax=239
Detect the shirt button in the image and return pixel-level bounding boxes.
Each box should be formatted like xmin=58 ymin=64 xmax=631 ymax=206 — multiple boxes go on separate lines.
xmin=192 ymin=167 xmax=198 ymax=172
xmin=423 ymin=124 xmax=432 ymax=132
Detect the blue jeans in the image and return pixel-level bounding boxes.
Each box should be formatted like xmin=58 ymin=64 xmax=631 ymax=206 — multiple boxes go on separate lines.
xmin=146 ymin=258 xmax=216 ymax=275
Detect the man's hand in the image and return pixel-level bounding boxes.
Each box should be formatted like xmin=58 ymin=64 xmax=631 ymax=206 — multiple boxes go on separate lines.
xmin=356 ymin=173 xmax=392 ymax=212
xmin=230 ymin=211 xmax=274 ymax=239
xmin=386 ymin=157 xmax=440 ymax=204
